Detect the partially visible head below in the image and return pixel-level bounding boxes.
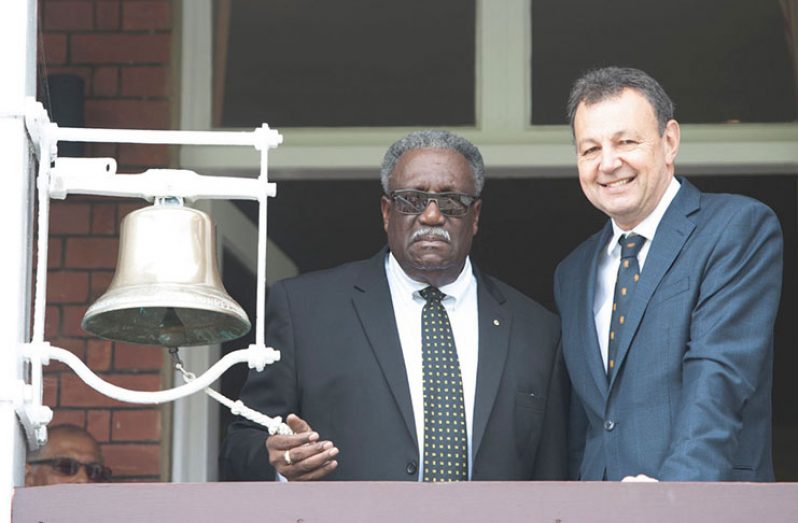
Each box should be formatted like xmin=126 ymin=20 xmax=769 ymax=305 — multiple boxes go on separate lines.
xmin=380 ymin=130 xmax=484 ymax=288
xmin=567 ymin=66 xmax=681 ymax=231
xmin=25 ymin=424 xmax=111 ymax=486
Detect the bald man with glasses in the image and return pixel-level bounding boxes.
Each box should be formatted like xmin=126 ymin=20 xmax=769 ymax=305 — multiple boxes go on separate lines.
xmin=26 ymin=424 xmax=111 ymax=486
xmin=221 ymin=130 xmax=567 ymax=482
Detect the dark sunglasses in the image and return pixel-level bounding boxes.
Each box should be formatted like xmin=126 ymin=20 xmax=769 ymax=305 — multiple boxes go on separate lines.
xmin=388 ymin=189 xmax=479 ymax=217
xmin=29 ymin=457 xmax=112 ymax=482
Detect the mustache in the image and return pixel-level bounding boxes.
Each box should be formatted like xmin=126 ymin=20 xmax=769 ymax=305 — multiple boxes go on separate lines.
xmin=410 ymin=227 xmax=450 ymax=243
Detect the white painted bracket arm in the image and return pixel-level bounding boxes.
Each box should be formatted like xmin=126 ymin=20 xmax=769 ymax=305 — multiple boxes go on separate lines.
xmin=49 ymin=160 xmax=276 ymax=202
xmin=19 ymin=342 xmax=280 ymax=405
xmin=54 ymin=123 xmax=282 ymax=150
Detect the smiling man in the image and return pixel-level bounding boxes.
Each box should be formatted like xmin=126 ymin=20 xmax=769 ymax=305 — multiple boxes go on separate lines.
xmin=221 ymin=130 xmax=567 ymax=482
xmin=555 ymin=67 xmax=783 ymax=481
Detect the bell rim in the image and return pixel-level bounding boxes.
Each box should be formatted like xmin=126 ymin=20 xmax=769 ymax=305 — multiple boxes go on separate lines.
xmin=82 ymin=284 xmax=251 ymax=346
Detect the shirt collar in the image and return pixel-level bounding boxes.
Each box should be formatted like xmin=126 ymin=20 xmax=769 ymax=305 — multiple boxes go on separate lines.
xmin=605 ymin=177 xmax=681 ymax=257
xmin=386 ymin=251 xmax=473 ymax=304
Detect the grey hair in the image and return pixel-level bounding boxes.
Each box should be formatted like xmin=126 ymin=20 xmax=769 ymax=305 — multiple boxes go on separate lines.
xmin=566 ymin=66 xmax=675 ymax=136
xmin=379 ymin=130 xmax=486 ymax=195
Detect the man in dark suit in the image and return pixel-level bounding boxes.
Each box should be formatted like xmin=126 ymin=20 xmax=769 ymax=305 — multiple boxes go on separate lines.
xmin=221 ymin=130 xmax=567 ymax=481
xmin=555 ymin=67 xmax=782 ymax=481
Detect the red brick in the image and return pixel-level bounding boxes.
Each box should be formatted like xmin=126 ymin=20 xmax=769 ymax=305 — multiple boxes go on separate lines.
xmin=114 ymin=343 xmax=164 ymax=370
xmin=41 ymin=34 xmax=67 ymax=65
xmin=87 ymin=409 xmax=111 ymax=442
xmin=123 ymin=1 xmax=171 ymax=31
xmin=112 ymin=409 xmax=161 ymax=441
xmin=44 ymin=1 xmax=93 ymax=31
xmin=48 ymin=238 xmax=63 ymax=269
xmin=93 ymin=66 xmax=119 ymax=97
xmin=65 ymin=237 xmax=119 ymax=269
xmin=44 ymin=306 xmax=60 ymax=339
xmin=85 ymin=99 xmax=170 ymax=129
xmin=90 ymin=271 xmax=114 ymax=300
xmin=102 ymin=443 xmax=160 ymax=477
xmin=120 ymin=66 xmax=169 ymax=97
xmin=87 ymin=339 xmax=113 ymax=371
xmin=43 ymin=375 xmax=59 ymax=406
xmin=72 ymin=34 xmax=171 ymax=64
xmin=51 ymin=409 xmax=86 ymax=427
xmin=91 ymin=203 xmax=118 ymax=235
xmin=49 ymin=202 xmax=91 ymax=235
xmin=60 ymin=373 xmax=162 ymax=408
xmin=47 ymin=271 xmax=89 ymax=303
xmin=61 ymin=305 xmax=89 ymax=337
xmin=118 ymin=143 xmax=171 ymax=167
xmin=96 ymin=1 xmax=120 ymax=30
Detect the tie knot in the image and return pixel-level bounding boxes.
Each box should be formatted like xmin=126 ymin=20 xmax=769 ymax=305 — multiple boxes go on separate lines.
xmin=420 ymin=286 xmax=445 ymax=303
xmin=619 ymin=234 xmax=646 ymax=259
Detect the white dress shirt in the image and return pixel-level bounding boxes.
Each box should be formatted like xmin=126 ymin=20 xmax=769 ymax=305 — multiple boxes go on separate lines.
xmin=385 ymin=252 xmax=479 ymax=480
xmin=593 ymin=177 xmax=681 ymax=372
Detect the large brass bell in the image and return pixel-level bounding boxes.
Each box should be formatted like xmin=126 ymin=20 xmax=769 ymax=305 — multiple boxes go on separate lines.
xmin=82 ymin=198 xmax=251 ymax=347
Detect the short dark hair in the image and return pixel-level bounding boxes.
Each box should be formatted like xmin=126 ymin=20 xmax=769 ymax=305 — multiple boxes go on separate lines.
xmin=566 ymin=66 xmax=675 ymax=136
xmin=380 ymin=130 xmax=486 ymax=195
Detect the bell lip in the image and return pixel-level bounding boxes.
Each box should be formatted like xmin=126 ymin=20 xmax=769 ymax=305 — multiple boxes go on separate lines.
xmin=81 ymin=284 xmax=251 ymax=346
xmin=84 ymin=283 xmax=248 ymax=317
xmin=82 ymin=309 xmax=251 ymax=346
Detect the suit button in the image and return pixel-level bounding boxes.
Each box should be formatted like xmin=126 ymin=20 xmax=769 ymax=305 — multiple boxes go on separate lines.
xmin=406 ymin=461 xmax=418 ymax=475
xmin=604 ymin=420 xmax=616 ymax=431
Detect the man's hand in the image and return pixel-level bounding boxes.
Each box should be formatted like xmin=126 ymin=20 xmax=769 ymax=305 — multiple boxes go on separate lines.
xmin=266 ymin=414 xmax=339 ymax=481
xmin=621 ymin=474 xmax=658 ymax=482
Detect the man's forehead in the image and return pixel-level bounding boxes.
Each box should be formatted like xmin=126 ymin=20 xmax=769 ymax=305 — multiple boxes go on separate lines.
xmin=45 ymin=433 xmax=101 ymax=460
xmin=575 ymin=90 xmax=658 ymax=136
xmin=392 ymin=148 xmax=474 ymax=188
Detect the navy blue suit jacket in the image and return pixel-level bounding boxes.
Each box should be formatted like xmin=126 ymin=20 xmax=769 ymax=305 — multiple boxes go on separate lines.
xmin=555 ymin=178 xmax=782 ymax=481
xmin=221 ymin=249 xmax=568 ymax=481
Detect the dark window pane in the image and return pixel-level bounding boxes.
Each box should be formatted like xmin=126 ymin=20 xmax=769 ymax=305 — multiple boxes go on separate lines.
xmin=215 ymin=0 xmax=476 ymax=128
xmin=531 ymin=0 xmax=797 ymax=124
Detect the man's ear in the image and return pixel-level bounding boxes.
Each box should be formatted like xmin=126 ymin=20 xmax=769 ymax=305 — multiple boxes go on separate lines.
xmin=663 ymin=119 xmax=681 ymax=166
xmin=471 ymin=199 xmax=482 ymax=236
xmin=380 ymin=195 xmax=391 ymax=233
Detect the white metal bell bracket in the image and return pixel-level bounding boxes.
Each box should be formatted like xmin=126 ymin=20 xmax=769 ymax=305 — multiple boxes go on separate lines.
xmin=16 ymin=99 xmax=292 ymax=450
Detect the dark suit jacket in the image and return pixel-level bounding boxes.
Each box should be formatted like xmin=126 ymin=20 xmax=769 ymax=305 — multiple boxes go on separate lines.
xmin=555 ymin=178 xmax=782 ymax=481
xmin=221 ymin=249 xmax=568 ymax=480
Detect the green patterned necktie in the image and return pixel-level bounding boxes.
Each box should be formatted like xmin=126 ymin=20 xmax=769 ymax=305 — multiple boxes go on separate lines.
xmin=419 ymin=286 xmax=468 ymax=482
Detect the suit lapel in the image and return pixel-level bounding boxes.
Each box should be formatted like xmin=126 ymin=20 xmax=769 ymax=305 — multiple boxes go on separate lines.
xmin=351 ymin=250 xmax=418 ymax=448
xmin=472 ymin=271 xmax=511 ymax=458
xmin=609 ymin=179 xmax=699 ymax=390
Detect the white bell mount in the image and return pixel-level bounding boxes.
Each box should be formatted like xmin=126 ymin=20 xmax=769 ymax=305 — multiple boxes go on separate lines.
xmin=16 ymin=99 xmax=292 ymax=450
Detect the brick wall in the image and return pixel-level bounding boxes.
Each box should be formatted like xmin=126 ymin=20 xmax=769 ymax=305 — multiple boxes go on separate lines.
xmin=37 ymin=0 xmax=175 ymax=482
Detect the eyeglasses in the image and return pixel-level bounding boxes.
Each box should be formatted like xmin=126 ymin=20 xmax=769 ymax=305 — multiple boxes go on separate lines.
xmin=29 ymin=457 xmax=112 ymax=482
xmin=388 ymin=189 xmax=479 ymax=217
